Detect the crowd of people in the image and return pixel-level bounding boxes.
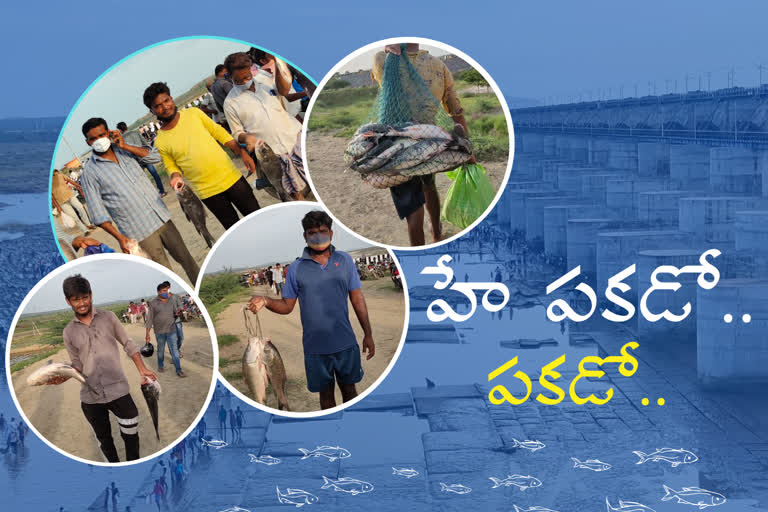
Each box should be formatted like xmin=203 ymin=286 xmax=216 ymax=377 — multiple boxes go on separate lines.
xmin=244 ymin=262 xmax=289 ymax=296
xmin=52 ymin=46 xmax=316 ymax=284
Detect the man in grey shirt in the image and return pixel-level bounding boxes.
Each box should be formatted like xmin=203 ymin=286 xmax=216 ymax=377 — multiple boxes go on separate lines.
xmin=145 ymin=281 xmax=186 ymax=377
xmin=62 ymin=274 xmax=156 ymax=462
xmin=117 ymin=121 xmax=166 ymax=196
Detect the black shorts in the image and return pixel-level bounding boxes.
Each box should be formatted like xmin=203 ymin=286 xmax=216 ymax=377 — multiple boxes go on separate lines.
xmin=304 ymin=344 xmax=364 ymax=393
xmin=390 ymin=175 xmax=436 ymax=220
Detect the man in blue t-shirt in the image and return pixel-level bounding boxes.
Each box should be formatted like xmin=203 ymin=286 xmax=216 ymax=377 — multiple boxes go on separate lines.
xmin=248 ymin=210 xmax=375 ymax=409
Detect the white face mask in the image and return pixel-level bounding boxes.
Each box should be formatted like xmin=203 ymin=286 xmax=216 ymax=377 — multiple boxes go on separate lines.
xmin=91 ymin=137 xmax=111 ymax=153
xmin=235 ymin=79 xmax=254 ymax=92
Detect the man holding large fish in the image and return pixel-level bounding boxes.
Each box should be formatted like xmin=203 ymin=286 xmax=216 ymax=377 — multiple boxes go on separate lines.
xmin=56 ymin=274 xmax=157 ymax=462
xmin=222 ymin=52 xmax=308 ymax=201
xmin=370 ymin=43 xmax=472 ymax=246
xmin=248 ymin=210 xmax=375 ymax=410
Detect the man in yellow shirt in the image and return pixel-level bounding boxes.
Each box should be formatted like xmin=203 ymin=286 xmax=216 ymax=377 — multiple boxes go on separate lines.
xmin=143 ymin=82 xmax=259 ymax=230
xmin=371 ymin=43 xmax=470 ymax=246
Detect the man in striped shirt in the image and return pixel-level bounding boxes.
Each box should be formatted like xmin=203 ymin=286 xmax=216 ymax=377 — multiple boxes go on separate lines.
xmin=80 ymin=118 xmax=199 ymax=283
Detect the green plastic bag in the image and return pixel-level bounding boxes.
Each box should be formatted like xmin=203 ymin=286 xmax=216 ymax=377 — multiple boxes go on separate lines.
xmin=441 ymin=163 xmax=495 ymax=229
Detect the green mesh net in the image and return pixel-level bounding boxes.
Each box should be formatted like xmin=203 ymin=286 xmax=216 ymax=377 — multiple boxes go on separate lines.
xmin=344 ymin=44 xmax=474 ymax=188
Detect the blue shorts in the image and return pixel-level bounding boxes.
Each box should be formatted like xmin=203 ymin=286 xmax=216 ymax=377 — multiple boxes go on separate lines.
xmin=304 ymin=344 xmax=364 ymax=392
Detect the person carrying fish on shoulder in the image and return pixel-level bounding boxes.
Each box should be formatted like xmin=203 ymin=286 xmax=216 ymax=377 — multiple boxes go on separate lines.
xmin=222 ymin=52 xmax=308 ymax=201
xmin=145 ymin=281 xmax=186 ymax=378
xmin=371 ymin=43 xmax=472 ymax=246
xmin=79 ymin=118 xmax=200 ymax=284
xmin=247 ymin=210 xmax=375 ymax=410
xmin=144 ymin=82 xmax=260 ymax=231
xmin=60 ymin=274 xmax=157 ymax=463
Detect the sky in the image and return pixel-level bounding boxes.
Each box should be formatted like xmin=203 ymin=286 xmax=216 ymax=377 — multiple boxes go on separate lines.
xmin=23 ymin=259 xmax=187 ymax=314
xmin=4 ymin=0 xmax=768 ymax=126
xmin=205 ymin=204 xmax=372 ymax=273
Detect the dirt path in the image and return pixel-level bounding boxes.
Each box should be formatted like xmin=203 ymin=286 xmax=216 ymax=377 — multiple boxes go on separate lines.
xmin=55 ymin=163 xmax=289 ymax=287
xmin=11 ymin=320 xmax=214 ymax=463
xmin=305 ymin=133 xmax=508 ymax=246
xmin=214 ymin=280 xmax=405 ymax=412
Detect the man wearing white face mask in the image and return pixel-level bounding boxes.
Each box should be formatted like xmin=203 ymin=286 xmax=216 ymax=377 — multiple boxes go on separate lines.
xmin=79 ymin=117 xmax=199 ymax=283
xmin=222 ymin=52 xmax=307 ymax=200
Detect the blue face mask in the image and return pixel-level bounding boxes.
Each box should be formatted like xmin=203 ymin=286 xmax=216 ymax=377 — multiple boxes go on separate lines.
xmin=160 ymin=292 xmax=169 ymax=299
xmin=306 ymin=233 xmax=331 ymax=251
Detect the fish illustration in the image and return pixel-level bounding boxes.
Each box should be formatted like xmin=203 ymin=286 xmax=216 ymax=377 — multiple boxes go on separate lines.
xmin=298 ymin=446 xmax=351 ymax=461
xmin=513 ymin=506 xmax=559 ymax=512
xmin=201 ymin=438 xmax=228 ymax=449
xmin=440 ymin=483 xmax=472 ymax=494
xmin=276 ymin=486 xmax=319 ymax=507
xmin=605 ymin=497 xmax=656 ymax=512
xmin=633 ymin=448 xmax=698 ymax=467
xmin=392 ymin=467 xmax=419 ymax=478
xmin=489 ymin=474 xmax=542 ymax=490
xmin=249 ymin=454 xmax=281 ymax=465
xmin=661 ymin=485 xmax=726 ymax=509
xmin=571 ymin=457 xmax=612 ymax=472
xmin=320 ymin=476 xmax=374 ymax=495
xmin=140 ymin=377 xmax=161 ymax=440
xmin=511 ymin=438 xmax=546 ymax=452
xmin=218 ymin=507 xmax=250 ymax=512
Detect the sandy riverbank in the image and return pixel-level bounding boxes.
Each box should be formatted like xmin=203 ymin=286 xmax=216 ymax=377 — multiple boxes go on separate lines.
xmin=215 ymin=279 xmax=405 ymax=412
xmin=11 ymin=320 xmax=214 ymax=463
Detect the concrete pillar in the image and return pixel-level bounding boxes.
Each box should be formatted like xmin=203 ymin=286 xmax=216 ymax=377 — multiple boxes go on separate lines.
xmin=521 ymin=133 xmax=544 ymax=154
xmin=557 ymin=166 xmax=600 ymax=193
xmin=637 ymin=249 xmax=702 ymax=339
xmin=709 ymin=147 xmax=760 ymax=194
xmin=541 ymin=159 xmax=570 ymax=185
xmin=581 ymin=173 xmax=627 ymax=204
xmin=566 ymin=218 xmax=623 ymax=279
xmin=637 ymin=142 xmax=670 ymax=177
xmin=761 ymin=150 xmax=768 ymax=198
xmin=544 ymin=204 xmax=606 ymax=258
xmin=525 ymin=195 xmax=578 ymax=242
xmin=543 ymin=136 xmax=556 ymax=156
xmin=679 ymin=196 xmax=768 ymax=244
xmin=670 ymin=145 xmax=709 ymax=190
xmin=509 ymin=190 xmax=561 ymax=233
xmin=608 ymin=142 xmax=638 ymax=172
xmin=698 ymin=280 xmax=768 ymax=387
xmin=596 ymin=230 xmax=695 ymax=304
xmin=735 ymin=210 xmax=768 ymax=251
xmin=637 ymin=191 xmax=692 ymax=227
xmin=556 ymin=136 xmax=589 ymax=162
xmin=606 ymin=178 xmax=679 ymax=219
xmin=589 ymin=139 xmax=611 ymax=165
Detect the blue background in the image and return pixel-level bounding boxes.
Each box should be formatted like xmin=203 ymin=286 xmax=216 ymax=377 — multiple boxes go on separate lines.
xmin=2 ymin=1 xmax=768 ymax=510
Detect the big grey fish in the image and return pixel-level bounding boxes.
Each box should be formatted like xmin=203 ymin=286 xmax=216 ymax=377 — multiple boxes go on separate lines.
xmin=175 ymin=186 xmax=215 ymax=248
xmin=140 ymin=377 xmax=161 ymax=440
xmin=395 ymin=150 xmax=472 ymax=176
xmin=298 ymin=445 xmax=351 ymax=461
xmin=253 ymin=143 xmax=309 ymax=202
xmin=383 ymin=138 xmax=450 ymax=171
xmin=242 ymin=309 xmax=290 ymax=410
xmin=353 ymin=139 xmax=422 ymax=173
xmin=605 ymin=498 xmax=656 ymax=512
xmin=633 ymin=448 xmax=698 ymax=467
xmin=276 ymin=486 xmax=318 ymax=507
xmin=489 ymin=474 xmax=542 ymax=490
xmin=661 ymin=485 xmax=726 ymax=508
xmin=320 ymin=476 xmax=374 ymax=495
xmin=27 ymin=360 xmax=97 ymax=394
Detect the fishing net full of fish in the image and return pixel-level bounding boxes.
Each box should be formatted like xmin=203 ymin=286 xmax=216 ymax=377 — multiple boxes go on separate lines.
xmin=343 ymin=45 xmax=474 ymax=188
